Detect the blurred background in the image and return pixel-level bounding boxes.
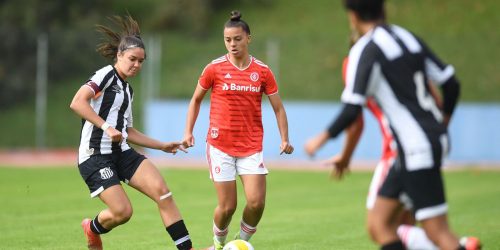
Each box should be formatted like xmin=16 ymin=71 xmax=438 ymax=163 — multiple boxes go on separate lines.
xmin=0 ymin=0 xmax=499 ymax=165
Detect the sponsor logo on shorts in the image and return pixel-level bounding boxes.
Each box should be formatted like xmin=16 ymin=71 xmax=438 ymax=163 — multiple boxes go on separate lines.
xmin=211 ymin=127 xmax=219 ymax=139
xmin=100 ymin=167 xmax=114 ymax=180
xmin=215 ymin=166 xmax=221 ymax=174
xmin=259 ymin=162 xmax=265 ymax=168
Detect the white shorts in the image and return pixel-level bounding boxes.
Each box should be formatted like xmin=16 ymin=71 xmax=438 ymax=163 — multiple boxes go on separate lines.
xmin=205 ymin=143 xmax=268 ymax=182
xmin=366 ymin=155 xmax=413 ymax=210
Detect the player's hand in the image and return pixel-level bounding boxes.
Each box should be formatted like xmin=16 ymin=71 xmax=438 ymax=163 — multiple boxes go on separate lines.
xmin=304 ymin=131 xmax=329 ymax=157
xmin=161 ymin=142 xmax=188 ymax=155
xmin=182 ymin=134 xmax=195 ymax=148
xmin=105 ymin=127 xmax=123 ymax=143
xmin=280 ymin=141 xmax=294 ymax=155
xmin=322 ymin=154 xmax=350 ymax=180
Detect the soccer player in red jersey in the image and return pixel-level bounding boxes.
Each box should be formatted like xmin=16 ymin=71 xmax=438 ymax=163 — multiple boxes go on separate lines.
xmin=182 ymin=10 xmax=294 ymax=250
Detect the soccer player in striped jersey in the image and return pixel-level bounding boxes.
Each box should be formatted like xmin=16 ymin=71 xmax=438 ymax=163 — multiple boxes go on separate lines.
xmin=70 ymin=15 xmax=193 ymax=250
xmin=307 ymin=31 xmax=441 ymax=250
xmin=305 ymin=0 xmax=480 ymax=249
xmin=182 ymin=10 xmax=294 ymax=250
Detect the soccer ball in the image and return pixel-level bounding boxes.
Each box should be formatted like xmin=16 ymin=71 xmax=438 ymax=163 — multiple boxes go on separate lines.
xmin=222 ymin=239 xmax=254 ymax=250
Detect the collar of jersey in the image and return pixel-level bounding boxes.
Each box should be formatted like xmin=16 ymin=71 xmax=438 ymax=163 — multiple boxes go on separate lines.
xmin=225 ymin=54 xmax=253 ymax=71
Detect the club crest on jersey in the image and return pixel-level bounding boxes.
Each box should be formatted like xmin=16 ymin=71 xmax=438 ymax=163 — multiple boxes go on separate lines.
xmin=99 ymin=167 xmax=114 ymax=180
xmin=250 ymin=72 xmax=259 ymax=82
xmin=211 ymin=127 xmax=219 ymax=139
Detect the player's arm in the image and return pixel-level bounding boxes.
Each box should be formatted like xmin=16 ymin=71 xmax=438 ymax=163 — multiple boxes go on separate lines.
xmin=304 ymin=103 xmax=363 ymax=157
xmin=268 ymin=93 xmax=294 ymax=155
xmin=324 ymin=112 xmax=364 ymax=180
xmin=127 ymin=127 xmax=186 ymax=154
xmin=69 ymin=85 xmax=122 ymax=142
xmin=182 ymin=84 xmax=208 ymax=148
xmin=420 ymin=37 xmax=460 ymax=127
xmin=439 ymin=76 xmax=460 ymax=127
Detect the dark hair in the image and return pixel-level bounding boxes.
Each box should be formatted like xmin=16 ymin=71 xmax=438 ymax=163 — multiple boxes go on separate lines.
xmin=95 ymin=15 xmax=145 ymax=60
xmin=343 ymin=0 xmax=385 ymax=21
xmin=224 ymin=10 xmax=251 ymax=35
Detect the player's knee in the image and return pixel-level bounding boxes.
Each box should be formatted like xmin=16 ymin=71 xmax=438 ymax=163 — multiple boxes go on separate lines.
xmin=218 ymin=202 xmax=237 ymax=217
xmin=246 ymin=198 xmax=265 ymax=212
xmin=366 ymin=220 xmax=378 ymax=242
xmin=112 ymin=203 xmax=133 ymax=225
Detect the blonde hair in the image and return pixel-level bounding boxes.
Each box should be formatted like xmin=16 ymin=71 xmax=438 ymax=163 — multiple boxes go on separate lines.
xmin=95 ymin=15 xmax=145 ymax=60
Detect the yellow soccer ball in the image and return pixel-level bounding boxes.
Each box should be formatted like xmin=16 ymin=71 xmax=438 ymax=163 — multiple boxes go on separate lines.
xmin=222 ymin=239 xmax=254 ymax=250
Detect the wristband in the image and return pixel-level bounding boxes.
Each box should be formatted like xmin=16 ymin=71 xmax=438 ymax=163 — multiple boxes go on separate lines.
xmin=101 ymin=122 xmax=111 ymax=131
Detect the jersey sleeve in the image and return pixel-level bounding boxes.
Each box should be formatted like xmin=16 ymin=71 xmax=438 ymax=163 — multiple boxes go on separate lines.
xmin=84 ymin=68 xmax=113 ymax=97
xmin=198 ymin=63 xmax=215 ymax=90
xmin=341 ymin=43 xmax=378 ymax=106
xmin=263 ymin=68 xmax=278 ymax=95
xmin=419 ymin=38 xmax=455 ymax=85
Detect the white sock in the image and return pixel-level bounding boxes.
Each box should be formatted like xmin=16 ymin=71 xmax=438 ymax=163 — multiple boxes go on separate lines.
xmin=397 ymin=224 xmax=438 ymax=250
xmin=239 ymin=220 xmax=256 ymax=241
xmin=213 ymin=221 xmax=228 ymax=244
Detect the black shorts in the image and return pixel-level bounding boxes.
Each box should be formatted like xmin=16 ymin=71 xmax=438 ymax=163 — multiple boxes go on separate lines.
xmin=378 ymin=157 xmax=447 ymax=221
xmin=78 ymin=149 xmax=147 ymax=198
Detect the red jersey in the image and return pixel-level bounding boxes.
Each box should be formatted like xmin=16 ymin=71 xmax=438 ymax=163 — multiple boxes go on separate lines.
xmin=198 ymin=55 xmax=279 ymax=157
xmin=342 ymin=58 xmax=397 ymax=160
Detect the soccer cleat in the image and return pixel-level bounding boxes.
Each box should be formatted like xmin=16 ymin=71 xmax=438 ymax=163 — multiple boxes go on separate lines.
xmin=205 ymin=237 xmax=224 ymax=250
xmin=233 ymin=232 xmax=241 ymax=240
xmin=81 ymin=218 xmax=103 ymax=250
xmin=460 ymin=236 xmax=482 ymax=250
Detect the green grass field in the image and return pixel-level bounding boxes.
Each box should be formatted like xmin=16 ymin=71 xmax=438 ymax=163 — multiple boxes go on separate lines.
xmin=0 ymin=167 xmax=498 ymax=249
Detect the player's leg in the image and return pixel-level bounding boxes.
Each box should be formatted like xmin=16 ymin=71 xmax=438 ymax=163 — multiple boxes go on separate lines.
xmin=234 ymin=151 xmax=268 ymax=241
xmin=127 ymin=158 xmax=193 ymax=250
xmin=78 ymin=155 xmax=129 ymax=250
xmin=96 ymin=185 xmax=134 ymax=229
xmin=369 ymin=158 xmax=438 ymax=249
xmin=404 ymin=167 xmax=481 ymax=250
xmin=369 ymin=196 xmax=406 ymax=249
xmin=238 ymin=174 xmax=266 ymax=241
xmin=213 ymin=180 xmax=238 ymax=246
xmin=207 ymin=143 xmax=238 ymax=248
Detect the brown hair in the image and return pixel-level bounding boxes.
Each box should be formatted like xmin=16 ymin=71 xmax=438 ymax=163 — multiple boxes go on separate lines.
xmin=95 ymin=15 xmax=145 ymax=60
xmin=224 ymin=10 xmax=251 ymax=35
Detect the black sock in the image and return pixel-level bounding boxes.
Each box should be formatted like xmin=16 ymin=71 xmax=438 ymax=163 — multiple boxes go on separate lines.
xmin=381 ymin=240 xmax=405 ymax=250
xmin=90 ymin=215 xmax=111 ymax=234
xmin=166 ymin=220 xmax=192 ymax=250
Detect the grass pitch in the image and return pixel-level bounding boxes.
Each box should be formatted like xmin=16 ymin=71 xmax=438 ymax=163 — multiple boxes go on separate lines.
xmin=0 ymin=167 xmax=498 ymax=249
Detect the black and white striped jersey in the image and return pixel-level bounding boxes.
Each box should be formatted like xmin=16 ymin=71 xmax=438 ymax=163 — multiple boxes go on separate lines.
xmin=342 ymin=24 xmax=455 ymax=171
xmin=78 ymin=65 xmax=134 ymax=164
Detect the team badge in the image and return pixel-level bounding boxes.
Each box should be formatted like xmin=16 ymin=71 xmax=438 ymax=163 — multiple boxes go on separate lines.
xmin=211 ymin=127 xmax=219 ymax=139
xmin=250 ymin=72 xmax=259 ymax=82
xmin=99 ymin=167 xmax=114 ymax=180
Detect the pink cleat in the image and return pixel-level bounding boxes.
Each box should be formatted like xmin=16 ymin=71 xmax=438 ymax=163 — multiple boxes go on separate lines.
xmin=460 ymin=236 xmax=482 ymax=250
xmin=81 ymin=218 xmax=103 ymax=250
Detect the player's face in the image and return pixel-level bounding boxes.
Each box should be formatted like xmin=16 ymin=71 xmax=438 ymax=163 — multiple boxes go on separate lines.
xmin=115 ymin=47 xmax=145 ymax=79
xmin=224 ymin=27 xmax=251 ymax=58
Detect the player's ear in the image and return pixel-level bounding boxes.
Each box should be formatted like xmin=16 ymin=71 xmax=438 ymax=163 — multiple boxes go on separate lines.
xmin=247 ymin=34 xmax=252 ymax=44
